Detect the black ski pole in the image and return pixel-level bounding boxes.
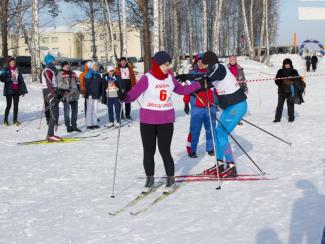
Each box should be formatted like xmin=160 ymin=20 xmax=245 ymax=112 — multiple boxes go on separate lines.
xmin=204 ymin=81 xmax=221 ymax=190
xmin=16 ymin=91 xmax=75 ymax=133
xmin=110 ymin=101 xmax=123 ymax=198
xmin=241 ymin=118 xmax=292 ymax=146
xmin=215 ymin=116 xmax=265 ymax=175
xmin=192 ymin=91 xmax=265 ymax=175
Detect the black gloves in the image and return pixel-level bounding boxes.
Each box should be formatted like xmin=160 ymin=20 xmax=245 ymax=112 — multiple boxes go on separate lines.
xmin=184 ymin=103 xmax=190 ymax=114
xmin=175 ymin=74 xmax=192 ymax=82
xmin=116 ymin=82 xmax=127 ymax=101
xmin=198 ymin=77 xmax=214 ymax=90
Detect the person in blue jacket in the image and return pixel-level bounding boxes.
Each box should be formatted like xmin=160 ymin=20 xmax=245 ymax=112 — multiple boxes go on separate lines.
xmin=183 ymin=53 xmax=217 ymax=158
xmin=85 ymin=62 xmax=102 ymax=129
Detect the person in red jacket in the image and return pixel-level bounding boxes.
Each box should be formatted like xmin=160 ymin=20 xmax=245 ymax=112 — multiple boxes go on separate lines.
xmin=183 ymin=53 xmax=217 ymax=158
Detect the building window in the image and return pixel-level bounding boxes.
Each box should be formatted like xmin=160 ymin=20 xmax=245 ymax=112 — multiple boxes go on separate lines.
xmin=113 ymin=34 xmax=117 ymax=40
xmin=52 ymin=37 xmax=58 ymax=43
xmin=42 ymin=37 xmax=49 ymax=44
xmin=100 ymin=34 xmax=105 ymax=40
xmin=100 ymin=46 xmax=107 ymax=52
xmin=91 ymin=46 xmax=97 ymax=52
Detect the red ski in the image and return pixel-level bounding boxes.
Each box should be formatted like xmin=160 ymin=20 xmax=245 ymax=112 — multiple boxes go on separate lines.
xmin=176 ymin=176 xmax=274 ymax=183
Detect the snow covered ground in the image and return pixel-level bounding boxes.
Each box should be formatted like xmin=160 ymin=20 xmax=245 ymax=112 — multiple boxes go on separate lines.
xmin=0 ymin=55 xmax=324 ymax=244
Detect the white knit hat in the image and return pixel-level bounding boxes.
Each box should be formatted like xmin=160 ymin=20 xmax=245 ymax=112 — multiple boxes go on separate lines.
xmin=107 ymin=65 xmax=115 ymax=72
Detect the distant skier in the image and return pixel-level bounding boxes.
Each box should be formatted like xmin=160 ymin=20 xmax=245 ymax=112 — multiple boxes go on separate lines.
xmin=120 ymin=51 xmax=208 ymax=192
xmin=41 ymin=54 xmax=61 ymax=142
xmin=305 ymin=54 xmax=311 ymax=72
xmin=311 ymin=53 xmax=318 ymax=72
xmin=0 ymin=57 xmax=28 ymax=126
xmin=273 ymin=58 xmax=305 ymax=123
xmin=183 ymin=52 xmax=216 ymax=158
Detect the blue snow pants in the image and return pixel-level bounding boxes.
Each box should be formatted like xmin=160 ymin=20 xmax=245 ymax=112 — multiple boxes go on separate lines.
xmin=188 ymin=104 xmax=216 ymax=154
xmin=215 ymin=100 xmax=247 ymax=162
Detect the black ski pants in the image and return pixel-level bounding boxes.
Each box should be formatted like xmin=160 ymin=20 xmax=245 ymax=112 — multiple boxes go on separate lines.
xmin=275 ymin=93 xmax=294 ymax=121
xmin=4 ymin=94 xmax=20 ymax=122
xmin=140 ymin=123 xmax=175 ymax=176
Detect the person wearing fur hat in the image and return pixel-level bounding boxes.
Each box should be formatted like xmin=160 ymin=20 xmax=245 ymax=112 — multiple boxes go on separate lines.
xmin=183 ymin=52 xmax=217 ymax=158
xmin=274 ymin=58 xmax=304 ymax=123
xmin=0 ymin=57 xmax=28 ymax=126
xmin=41 ymin=54 xmax=62 ymax=142
xmin=102 ymin=65 xmax=123 ymax=128
xmin=179 ymin=51 xmax=248 ymax=178
xmin=57 ymin=61 xmax=81 ymax=133
xmin=120 ymin=51 xmax=209 ymax=192
xmin=114 ymin=57 xmax=137 ymax=120
xmin=85 ymin=62 xmax=102 ymax=129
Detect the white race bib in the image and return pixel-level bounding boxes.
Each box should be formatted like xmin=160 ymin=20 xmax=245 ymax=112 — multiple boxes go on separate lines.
xmin=140 ymin=73 xmax=175 ymax=111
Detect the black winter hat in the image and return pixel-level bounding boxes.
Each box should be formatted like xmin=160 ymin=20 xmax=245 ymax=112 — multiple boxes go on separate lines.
xmin=119 ymin=57 xmax=127 ymax=62
xmin=282 ymin=58 xmax=293 ymax=68
xmin=153 ymin=51 xmax=172 ymax=65
xmin=61 ymin=61 xmax=70 ymax=68
xmin=202 ymin=51 xmax=219 ymax=65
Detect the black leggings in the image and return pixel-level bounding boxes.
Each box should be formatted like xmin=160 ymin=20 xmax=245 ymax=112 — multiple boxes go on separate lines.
xmin=5 ymin=94 xmax=20 ymax=122
xmin=140 ymin=123 xmax=175 ymax=176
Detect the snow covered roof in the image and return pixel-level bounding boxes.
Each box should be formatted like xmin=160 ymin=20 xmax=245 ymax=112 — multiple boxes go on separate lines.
xmin=40 ymin=26 xmax=86 ymax=33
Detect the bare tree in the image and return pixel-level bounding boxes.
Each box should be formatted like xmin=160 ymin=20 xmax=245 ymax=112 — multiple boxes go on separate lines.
xmin=31 ymin=0 xmax=40 ymax=82
xmin=0 ymin=0 xmax=9 ymax=65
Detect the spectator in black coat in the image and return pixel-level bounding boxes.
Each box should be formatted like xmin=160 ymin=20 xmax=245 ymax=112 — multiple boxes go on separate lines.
xmin=274 ymin=58 xmax=305 ymax=123
xmin=311 ymin=54 xmax=318 ymax=72
xmin=305 ymin=55 xmax=311 ymax=72
xmin=0 ymin=57 xmax=28 ymax=126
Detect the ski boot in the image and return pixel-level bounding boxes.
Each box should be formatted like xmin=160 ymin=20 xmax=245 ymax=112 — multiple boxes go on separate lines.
xmin=164 ymin=176 xmax=176 ymax=193
xmin=142 ymin=176 xmax=155 ymax=193
xmin=13 ymin=120 xmax=21 ymax=126
xmin=203 ymin=160 xmax=224 ymax=176
xmin=220 ymin=163 xmax=237 ymax=178
xmin=189 ymin=152 xmax=198 ymax=158
xmin=4 ymin=120 xmax=9 ymax=127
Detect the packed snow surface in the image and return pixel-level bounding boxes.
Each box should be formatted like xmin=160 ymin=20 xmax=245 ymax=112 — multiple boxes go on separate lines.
xmin=0 ymin=55 xmax=324 ymax=243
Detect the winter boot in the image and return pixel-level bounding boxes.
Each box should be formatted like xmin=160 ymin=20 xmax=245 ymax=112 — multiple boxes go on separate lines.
xmin=13 ymin=120 xmax=21 ymax=126
xmin=67 ymin=126 xmax=73 ymax=133
xmin=4 ymin=119 xmax=9 ymax=127
xmin=220 ymin=163 xmax=237 ymax=178
xmin=114 ymin=122 xmax=121 ymax=128
xmin=164 ymin=176 xmax=176 ymax=193
xmin=47 ymin=135 xmax=63 ymax=142
xmin=106 ymin=122 xmax=114 ymax=128
xmin=72 ymin=127 xmax=82 ymax=132
xmin=273 ymin=119 xmax=280 ymax=123
xmin=142 ymin=176 xmax=155 ymax=193
xmin=189 ymin=152 xmax=198 ymax=158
